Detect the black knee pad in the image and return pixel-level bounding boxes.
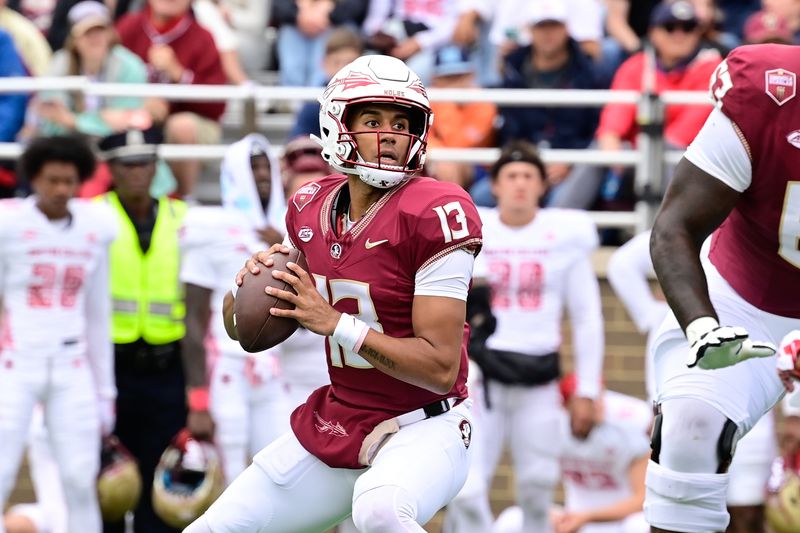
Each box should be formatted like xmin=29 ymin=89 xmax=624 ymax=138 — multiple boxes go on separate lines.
xmin=650 ymin=403 xmax=663 ymax=464
xmin=716 ymin=418 xmax=738 ymax=474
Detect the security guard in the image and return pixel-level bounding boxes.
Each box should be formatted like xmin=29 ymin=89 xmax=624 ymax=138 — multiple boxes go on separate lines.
xmin=97 ymin=128 xmax=212 ymax=533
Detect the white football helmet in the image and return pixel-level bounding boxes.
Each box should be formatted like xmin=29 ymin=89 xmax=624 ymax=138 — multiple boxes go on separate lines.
xmin=314 ymin=54 xmax=433 ymax=189
xmin=152 ymin=430 xmax=224 ymax=529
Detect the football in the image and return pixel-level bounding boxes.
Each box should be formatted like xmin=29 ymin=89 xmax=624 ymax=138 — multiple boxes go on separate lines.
xmin=234 ymin=248 xmax=307 ymax=353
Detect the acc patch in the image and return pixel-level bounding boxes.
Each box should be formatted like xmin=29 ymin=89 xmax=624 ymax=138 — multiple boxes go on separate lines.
xmin=293 ymin=182 xmax=321 ymax=212
xmin=298 ymin=226 xmax=314 ymax=242
xmin=459 ymin=419 xmax=472 ymax=449
xmin=765 ymin=68 xmax=796 ymax=106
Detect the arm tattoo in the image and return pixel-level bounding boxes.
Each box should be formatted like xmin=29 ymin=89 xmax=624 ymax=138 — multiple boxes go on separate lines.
xmin=359 ymin=345 xmax=397 ymax=370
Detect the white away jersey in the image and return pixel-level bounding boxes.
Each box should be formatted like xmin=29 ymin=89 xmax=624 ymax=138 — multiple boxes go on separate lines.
xmin=559 ymin=390 xmax=652 ymax=533
xmin=179 ymin=206 xmax=265 ymax=357
xmin=0 ymin=197 xmax=116 ymax=353
xmin=474 ymin=207 xmax=599 ymax=355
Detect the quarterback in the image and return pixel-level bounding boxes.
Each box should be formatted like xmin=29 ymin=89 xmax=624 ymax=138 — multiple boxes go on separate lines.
xmin=185 ymin=55 xmax=482 ymax=533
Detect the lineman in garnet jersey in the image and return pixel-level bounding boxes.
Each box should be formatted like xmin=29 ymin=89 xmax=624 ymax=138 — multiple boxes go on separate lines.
xmin=0 ymin=136 xmax=116 ymax=533
xmin=184 ymin=55 xmax=481 ymax=533
xmin=644 ymin=44 xmax=800 ymax=532
xmin=609 ymin=232 xmax=777 ymax=531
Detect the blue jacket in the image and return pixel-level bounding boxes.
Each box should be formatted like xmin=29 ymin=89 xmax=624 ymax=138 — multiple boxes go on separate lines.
xmin=0 ymin=30 xmax=27 ymax=142
xmin=499 ymin=39 xmax=600 ymax=150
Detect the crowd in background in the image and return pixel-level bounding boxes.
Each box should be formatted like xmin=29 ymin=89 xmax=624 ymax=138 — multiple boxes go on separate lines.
xmin=2 ymin=1 xmax=800 ymax=532
xmin=0 ymin=0 xmax=798 ymax=214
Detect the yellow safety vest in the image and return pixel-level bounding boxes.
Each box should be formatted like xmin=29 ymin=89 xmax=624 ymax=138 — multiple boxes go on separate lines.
xmin=99 ymin=192 xmax=187 ymax=344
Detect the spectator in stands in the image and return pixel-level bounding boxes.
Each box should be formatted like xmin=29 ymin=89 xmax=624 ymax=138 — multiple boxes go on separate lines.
xmin=692 ymin=0 xmax=740 ymax=53
xmin=32 ymin=1 xmax=151 ymax=137
xmin=8 ymin=0 xmax=58 ymax=34
xmin=480 ymin=0 xmax=599 ymax=209
xmin=289 ymin=27 xmax=362 ymax=140
xmin=116 ymin=0 xmax=227 ymax=199
xmin=192 ymin=0 xmax=250 ymax=85
xmin=362 ymin=0 xmax=460 ymax=84
xmin=0 ymin=0 xmax=52 ymax=75
xmin=717 ymin=0 xmax=761 ymax=36
xmin=743 ymin=8 xmax=795 ymax=41
xmin=271 ymin=0 xmax=368 ymax=88
xmin=213 ymin=0 xmax=270 ymax=74
xmin=762 ymin=0 xmax=800 ymax=40
xmin=281 ymin=136 xmax=330 ymax=193
xmin=558 ymin=0 xmax=721 ymax=211
xmin=426 ymin=45 xmax=496 ymax=190
xmin=0 ymin=28 xmax=27 ymax=197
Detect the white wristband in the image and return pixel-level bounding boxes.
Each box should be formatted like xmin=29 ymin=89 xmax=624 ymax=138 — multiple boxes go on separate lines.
xmin=685 ymin=316 xmax=719 ymax=345
xmin=332 ymin=313 xmax=370 ymax=353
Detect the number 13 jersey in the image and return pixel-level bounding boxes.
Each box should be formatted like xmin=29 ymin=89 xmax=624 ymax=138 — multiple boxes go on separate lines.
xmin=285 ymin=174 xmax=482 ymax=468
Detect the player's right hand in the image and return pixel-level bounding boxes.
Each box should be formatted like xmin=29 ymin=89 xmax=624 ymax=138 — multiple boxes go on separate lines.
xmin=234 ymin=243 xmax=291 ymax=286
xmin=685 ymin=317 xmax=776 ymax=370
xmin=777 ymin=330 xmax=800 ymax=393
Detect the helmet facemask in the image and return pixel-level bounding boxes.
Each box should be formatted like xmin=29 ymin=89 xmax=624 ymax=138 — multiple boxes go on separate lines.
xmin=314 ymin=55 xmax=433 ymax=189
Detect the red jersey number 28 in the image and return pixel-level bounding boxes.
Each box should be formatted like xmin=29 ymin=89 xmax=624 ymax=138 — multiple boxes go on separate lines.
xmin=28 ymin=264 xmax=85 ymax=308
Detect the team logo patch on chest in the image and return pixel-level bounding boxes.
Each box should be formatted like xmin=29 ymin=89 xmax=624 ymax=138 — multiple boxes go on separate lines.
xmin=330 ymin=242 xmax=342 ymax=259
xmin=298 ymin=226 xmax=314 ymax=242
xmin=293 ymin=182 xmax=321 ymax=212
xmin=765 ymin=68 xmax=796 ymax=106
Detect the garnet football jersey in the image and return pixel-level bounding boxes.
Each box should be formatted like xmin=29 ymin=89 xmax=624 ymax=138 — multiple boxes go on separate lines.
xmin=706 ymin=44 xmax=800 ymax=317
xmin=0 ymin=197 xmax=116 ymax=353
xmin=285 ymin=174 xmax=482 ymax=468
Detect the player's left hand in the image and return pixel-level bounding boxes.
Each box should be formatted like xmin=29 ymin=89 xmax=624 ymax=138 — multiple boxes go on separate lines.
xmin=685 ymin=317 xmax=776 ymax=370
xmin=267 ymin=260 xmax=340 ymax=336
xmin=553 ymin=511 xmax=588 ymax=533
xmin=777 ymin=330 xmax=800 ymax=393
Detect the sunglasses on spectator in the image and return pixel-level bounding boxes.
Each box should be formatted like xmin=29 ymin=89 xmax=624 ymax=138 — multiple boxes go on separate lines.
xmin=662 ymin=21 xmax=699 ymax=33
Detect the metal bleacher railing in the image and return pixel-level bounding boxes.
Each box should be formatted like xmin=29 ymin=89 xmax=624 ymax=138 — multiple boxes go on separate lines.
xmin=0 ymin=77 xmax=713 ymax=232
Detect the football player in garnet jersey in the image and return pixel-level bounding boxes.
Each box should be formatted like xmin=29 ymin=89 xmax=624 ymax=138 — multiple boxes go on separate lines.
xmin=184 ymin=55 xmax=482 ymax=533
xmin=609 ymin=232 xmax=777 ymax=532
xmin=0 ymin=136 xmax=117 ymax=533
xmin=644 ymin=44 xmax=800 ymax=533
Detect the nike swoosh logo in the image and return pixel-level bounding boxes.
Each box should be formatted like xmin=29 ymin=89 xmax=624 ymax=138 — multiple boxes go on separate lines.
xmin=365 ymin=239 xmax=389 ymax=250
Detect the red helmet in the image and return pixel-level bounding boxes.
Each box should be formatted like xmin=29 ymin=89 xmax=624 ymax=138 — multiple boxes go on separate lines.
xmin=152 ymin=429 xmax=224 ymax=529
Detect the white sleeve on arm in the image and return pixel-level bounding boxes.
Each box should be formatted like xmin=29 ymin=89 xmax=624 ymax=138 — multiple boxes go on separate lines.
xmin=565 ymin=256 xmax=604 ymax=399
xmin=415 ymin=249 xmax=475 ymax=301
xmin=683 ymin=107 xmax=752 ymax=192
xmin=85 ymin=249 xmax=116 ymax=400
xmin=180 ymin=245 xmax=216 ymax=289
xmin=607 ymin=231 xmax=665 ymax=334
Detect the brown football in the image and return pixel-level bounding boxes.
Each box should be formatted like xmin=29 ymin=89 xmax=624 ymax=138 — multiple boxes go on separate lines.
xmin=233 ymin=248 xmax=307 ymax=353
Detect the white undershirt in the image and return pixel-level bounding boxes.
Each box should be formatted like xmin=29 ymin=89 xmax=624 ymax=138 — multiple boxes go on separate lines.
xmin=683 ymin=107 xmax=752 ymax=192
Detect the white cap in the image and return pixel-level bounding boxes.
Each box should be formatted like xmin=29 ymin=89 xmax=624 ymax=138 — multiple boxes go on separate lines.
xmin=528 ymin=0 xmax=568 ymax=26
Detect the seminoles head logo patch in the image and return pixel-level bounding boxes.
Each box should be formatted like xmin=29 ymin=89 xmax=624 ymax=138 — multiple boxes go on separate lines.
xmin=459 ymin=419 xmax=472 ymax=449
xmin=765 ymin=68 xmax=796 ymax=106
xmin=293 ymin=182 xmax=321 ymax=212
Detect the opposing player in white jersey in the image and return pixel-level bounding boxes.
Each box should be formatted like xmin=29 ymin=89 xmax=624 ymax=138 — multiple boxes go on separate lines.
xmin=493 ymin=374 xmax=651 ymax=533
xmin=445 ymin=141 xmax=604 ymax=533
xmin=609 ymin=231 xmax=777 ymax=531
xmin=0 ymin=136 xmax=117 ymax=533
xmin=180 ymin=134 xmax=290 ymax=483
